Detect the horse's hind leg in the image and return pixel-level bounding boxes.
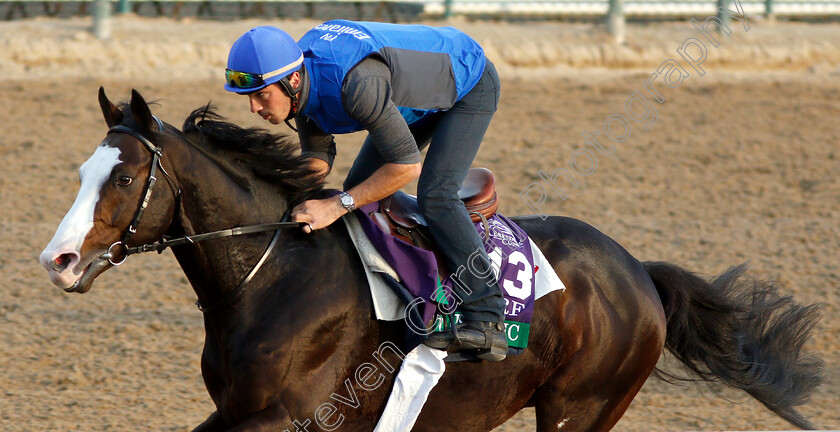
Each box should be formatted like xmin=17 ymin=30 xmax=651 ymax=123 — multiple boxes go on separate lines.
xmin=533 ymin=387 xmax=637 ymax=432
xmin=532 ymin=358 xmax=655 ymax=432
xmin=532 ymin=318 xmax=664 ymax=432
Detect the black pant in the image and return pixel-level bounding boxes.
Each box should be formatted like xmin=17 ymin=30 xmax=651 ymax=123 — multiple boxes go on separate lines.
xmin=344 ymin=60 xmax=505 ymax=323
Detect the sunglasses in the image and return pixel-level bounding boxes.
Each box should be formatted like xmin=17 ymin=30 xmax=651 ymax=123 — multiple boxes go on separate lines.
xmin=225 ymin=55 xmax=305 ymax=90
xmin=225 ymin=69 xmax=267 ymax=90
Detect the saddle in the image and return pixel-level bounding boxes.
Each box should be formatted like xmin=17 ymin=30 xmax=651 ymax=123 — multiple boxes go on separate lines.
xmin=369 ymin=167 xmax=499 ymax=250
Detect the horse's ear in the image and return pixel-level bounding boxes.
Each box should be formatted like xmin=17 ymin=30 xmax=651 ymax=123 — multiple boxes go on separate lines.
xmin=98 ymin=86 xmax=123 ymax=128
xmin=129 ymin=89 xmax=157 ymax=132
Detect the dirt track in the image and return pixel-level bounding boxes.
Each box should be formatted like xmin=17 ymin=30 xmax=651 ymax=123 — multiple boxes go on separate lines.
xmin=1 ymin=15 xmax=838 ymax=432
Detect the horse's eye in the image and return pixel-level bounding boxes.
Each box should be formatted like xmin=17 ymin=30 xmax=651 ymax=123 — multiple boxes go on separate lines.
xmin=116 ymin=175 xmax=133 ymax=187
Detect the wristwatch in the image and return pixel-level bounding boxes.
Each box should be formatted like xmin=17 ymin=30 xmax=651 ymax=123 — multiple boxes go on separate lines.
xmin=339 ymin=191 xmax=356 ymax=213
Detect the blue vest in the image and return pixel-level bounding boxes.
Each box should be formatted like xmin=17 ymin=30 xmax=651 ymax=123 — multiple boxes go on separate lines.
xmin=298 ymin=20 xmax=486 ymax=134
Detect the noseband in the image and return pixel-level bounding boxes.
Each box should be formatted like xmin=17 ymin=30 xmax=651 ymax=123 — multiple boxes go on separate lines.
xmin=102 ymin=117 xmax=305 ymax=313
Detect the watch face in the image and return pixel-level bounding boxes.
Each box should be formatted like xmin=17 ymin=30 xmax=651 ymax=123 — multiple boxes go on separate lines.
xmin=341 ymin=193 xmax=354 ymax=209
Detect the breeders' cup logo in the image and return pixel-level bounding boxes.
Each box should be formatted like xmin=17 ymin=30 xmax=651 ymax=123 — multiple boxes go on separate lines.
xmin=486 ymin=219 xmax=524 ymax=249
xmin=315 ymin=23 xmax=371 ymax=42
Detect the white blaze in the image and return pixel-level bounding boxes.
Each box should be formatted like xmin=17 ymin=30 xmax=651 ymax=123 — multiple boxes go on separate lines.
xmin=40 ymin=144 xmax=121 ymax=286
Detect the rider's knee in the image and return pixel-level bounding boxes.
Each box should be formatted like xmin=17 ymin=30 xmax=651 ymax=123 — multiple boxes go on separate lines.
xmin=417 ymin=190 xmax=459 ymax=218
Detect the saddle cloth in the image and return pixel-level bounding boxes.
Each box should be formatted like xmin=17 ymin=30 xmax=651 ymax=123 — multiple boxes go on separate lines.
xmin=341 ymin=210 xmax=566 ymax=432
xmin=342 ymin=207 xmax=566 ymax=330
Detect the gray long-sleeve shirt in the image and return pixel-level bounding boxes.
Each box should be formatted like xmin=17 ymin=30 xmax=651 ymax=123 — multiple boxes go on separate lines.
xmin=296 ymin=57 xmax=422 ymax=169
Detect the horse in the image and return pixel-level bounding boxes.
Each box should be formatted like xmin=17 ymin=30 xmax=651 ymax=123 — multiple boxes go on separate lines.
xmin=39 ymin=88 xmax=823 ymax=432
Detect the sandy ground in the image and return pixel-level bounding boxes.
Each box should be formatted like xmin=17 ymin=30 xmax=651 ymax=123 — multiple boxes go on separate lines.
xmin=1 ymin=14 xmax=839 ymax=432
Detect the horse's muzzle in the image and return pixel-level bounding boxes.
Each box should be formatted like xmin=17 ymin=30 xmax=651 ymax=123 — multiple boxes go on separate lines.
xmin=64 ymin=258 xmax=113 ymax=293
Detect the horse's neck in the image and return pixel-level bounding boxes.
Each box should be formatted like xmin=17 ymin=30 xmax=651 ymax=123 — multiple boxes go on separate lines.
xmin=167 ymin=139 xmax=289 ymax=309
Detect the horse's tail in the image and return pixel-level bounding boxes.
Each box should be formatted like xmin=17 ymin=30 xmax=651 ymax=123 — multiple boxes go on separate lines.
xmin=642 ymin=261 xmax=824 ymax=430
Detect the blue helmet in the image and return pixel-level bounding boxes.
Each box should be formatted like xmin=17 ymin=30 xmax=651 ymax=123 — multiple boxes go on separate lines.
xmin=224 ymin=26 xmax=304 ymax=94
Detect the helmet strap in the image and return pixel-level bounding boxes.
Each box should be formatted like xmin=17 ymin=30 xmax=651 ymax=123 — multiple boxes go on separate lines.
xmin=278 ymin=76 xmax=301 ymax=121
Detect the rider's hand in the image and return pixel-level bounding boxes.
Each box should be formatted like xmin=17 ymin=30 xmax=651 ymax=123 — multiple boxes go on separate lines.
xmin=291 ymin=196 xmax=348 ymax=234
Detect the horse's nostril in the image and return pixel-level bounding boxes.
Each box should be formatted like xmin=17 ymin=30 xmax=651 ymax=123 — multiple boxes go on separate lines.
xmin=51 ymin=254 xmax=73 ymax=272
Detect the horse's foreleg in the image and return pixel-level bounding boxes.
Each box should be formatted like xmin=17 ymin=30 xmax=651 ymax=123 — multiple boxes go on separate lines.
xmin=226 ymin=403 xmax=298 ymax=432
xmin=192 ymin=411 xmax=227 ymax=432
xmin=191 ymin=406 xmax=296 ymax=432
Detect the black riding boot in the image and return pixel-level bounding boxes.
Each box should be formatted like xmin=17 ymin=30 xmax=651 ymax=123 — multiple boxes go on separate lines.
xmin=425 ymin=320 xmax=508 ymax=362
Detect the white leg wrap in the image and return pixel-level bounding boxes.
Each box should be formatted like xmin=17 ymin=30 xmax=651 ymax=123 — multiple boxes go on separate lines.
xmin=373 ymin=344 xmax=447 ymax=432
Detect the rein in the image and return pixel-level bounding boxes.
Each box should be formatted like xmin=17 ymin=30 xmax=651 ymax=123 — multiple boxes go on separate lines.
xmin=102 ymin=118 xmax=306 ymax=313
xmin=107 ymin=220 xmax=302 ymax=260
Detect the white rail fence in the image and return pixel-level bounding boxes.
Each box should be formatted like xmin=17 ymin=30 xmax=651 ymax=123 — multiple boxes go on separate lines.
xmin=2 ymin=0 xmax=837 ymax=41
xmin=423 ymin=0 xmax=840 ymax=15
xmin=3 ymin=0 xmax=840 ymax=19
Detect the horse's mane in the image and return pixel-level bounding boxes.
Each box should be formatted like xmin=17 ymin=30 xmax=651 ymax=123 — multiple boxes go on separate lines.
xmin=181 ymin=105 xmax=326 ymax=206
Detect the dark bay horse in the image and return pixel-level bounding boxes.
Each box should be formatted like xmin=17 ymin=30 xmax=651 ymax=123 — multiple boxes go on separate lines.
xmin=40 ymin=88 xmax=823 ymax=432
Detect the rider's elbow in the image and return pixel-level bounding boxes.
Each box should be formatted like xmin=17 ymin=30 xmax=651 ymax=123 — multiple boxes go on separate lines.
xmin=406 ymin=162 xmax=422 ymax=180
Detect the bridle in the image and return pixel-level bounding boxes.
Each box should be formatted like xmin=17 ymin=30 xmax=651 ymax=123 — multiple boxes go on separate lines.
xmin=107 ymin=117 xmax=180 ymax=248
xmin=101 ymin=117 xmax=305 ymax=313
